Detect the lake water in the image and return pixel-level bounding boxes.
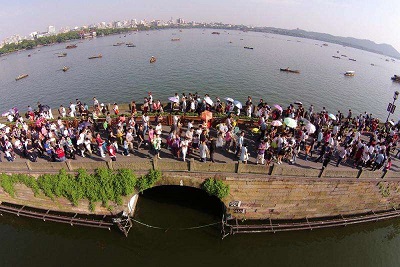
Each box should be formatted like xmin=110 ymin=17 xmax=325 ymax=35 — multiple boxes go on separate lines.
xmin=1 ymin=28 xmax=399 ymax=120
xmin=1 ymin=186 xmax=400 ymax=267
xmin=1 ymin=29 xmax=400 ymax=266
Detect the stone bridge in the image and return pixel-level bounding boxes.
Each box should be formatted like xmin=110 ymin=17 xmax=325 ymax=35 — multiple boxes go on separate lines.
xmin=0 ymin=159 xmax=400 ymax=221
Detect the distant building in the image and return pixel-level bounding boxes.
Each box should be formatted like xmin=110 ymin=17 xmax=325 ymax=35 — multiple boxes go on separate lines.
xmin=176 ymin=18 xmax=185 ymax=24
xmin=48 ymin=25 xmax=56 ymax=34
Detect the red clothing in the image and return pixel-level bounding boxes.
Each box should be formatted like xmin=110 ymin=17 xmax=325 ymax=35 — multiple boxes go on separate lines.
xmin=96 ymin=136 xmax=104 ymax=147
xmin=107 ymin=145 xmax=116 ymax=157
xmin=55 ymin=148 xmax=65 ymax=158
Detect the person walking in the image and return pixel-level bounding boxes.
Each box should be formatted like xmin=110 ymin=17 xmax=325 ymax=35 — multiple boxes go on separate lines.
xmin=209 ymin=137 xmax=216 ymax=163
xmin=256 ymin=140 xmax=267 ymax=165
xmin=240 ymin=143 xmax=250 ymax=164
xmin=199 ymin=141 xmax=209 ymax=162
xmin=153 ymin=134 xmax=162 ymax=159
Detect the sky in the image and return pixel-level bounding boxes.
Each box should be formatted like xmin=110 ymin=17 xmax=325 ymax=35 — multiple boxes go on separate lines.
xmin=1 ymin=0 xmax=400 ymax=51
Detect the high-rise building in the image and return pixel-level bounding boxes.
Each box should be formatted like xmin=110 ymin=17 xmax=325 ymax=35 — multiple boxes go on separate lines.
xmin=176 ymin=18 xmax=185 ymax=24
xmin=48 ymin=25 xmax=56 ymax=34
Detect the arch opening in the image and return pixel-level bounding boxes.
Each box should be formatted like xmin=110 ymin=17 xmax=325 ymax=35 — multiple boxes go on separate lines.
xmin=134 ymin=185 xmax=225 ymax=229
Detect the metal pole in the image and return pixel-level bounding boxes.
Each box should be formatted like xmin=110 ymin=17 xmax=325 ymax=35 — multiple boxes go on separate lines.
xmin=386 ymin=98 xmax=396 ymax=123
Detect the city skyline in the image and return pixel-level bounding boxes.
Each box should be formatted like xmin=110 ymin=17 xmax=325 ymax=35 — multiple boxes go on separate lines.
xmin=1 ymin=0 xmax=400 ymax=51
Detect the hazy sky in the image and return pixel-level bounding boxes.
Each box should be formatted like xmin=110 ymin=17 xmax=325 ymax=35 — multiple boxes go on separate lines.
xmin=1 ymin=0 xmax=399 ymax=51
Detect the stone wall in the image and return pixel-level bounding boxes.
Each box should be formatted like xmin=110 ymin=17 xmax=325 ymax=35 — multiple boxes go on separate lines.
xmin=0 ymin=160 xmax=399 ymax=220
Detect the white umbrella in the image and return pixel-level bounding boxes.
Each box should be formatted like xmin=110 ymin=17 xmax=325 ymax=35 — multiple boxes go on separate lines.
xmin=168 ymin=96 xmax=179 ymax=103
xmin=305 ymin=123 xmax=316 ymax=134
xmin=388 ymin=120 xmax=395 ymax=126
xmin=0 ymin=123 xmax=6 ymax=129
xmin=284 ymin=117 xmax=297 ymax=128
xmin=225 ymin=97 xmax=234 ymax=103
xmin=204 ymin=96 xmax=214 ymax=106
xmin=328 ymin=113 xmax=337 ymax=120
xmin=300 ymin=118 xmax=310 ymax=124
xmin=271 ymin=120 xmax=283 ymax=127
xmin=234 ymin=100 xmax=243 ymax=109
xmin=219 ymin=123 xmax=228 ymax=132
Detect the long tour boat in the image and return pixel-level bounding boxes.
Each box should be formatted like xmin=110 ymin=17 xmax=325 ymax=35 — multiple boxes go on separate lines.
xmin=280 ymin=68 xmax=300 ymax=74
xmin=344 ymin=71 xmax=355 ymax=76
xmin=15 ymin=74 xmax=28 ymax=81
xmin=88 ymin=54 xmax=102 ymax=59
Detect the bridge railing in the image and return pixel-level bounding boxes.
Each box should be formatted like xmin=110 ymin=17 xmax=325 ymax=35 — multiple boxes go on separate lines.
xmin=0 ymin=158 xmax=397 ymax=180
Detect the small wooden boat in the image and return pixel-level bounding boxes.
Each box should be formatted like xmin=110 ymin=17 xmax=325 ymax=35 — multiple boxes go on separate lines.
xmin=280 ymin=68 xmax=300 ymax=74
xmin=211 ymin=32 xmax=220 ymax=35
xmin=62 ymin=66 xmax=69 ymax=72
xmin=126 ymin=42 xmax=133 ymax=45
xmin=58 ymin=53 xmax=67 ymax=57
xmin=244 ymin=46 xmax=254 ymax=50
xmin=341 ymin=55 xmax=347 ymax=57
xmin=344 ymin=71 xmax=355 ymax=76
xmin=150 ymin=56 xmax=156 ymax=63
xmin=349 ymin=58 xmax=356 ymax=61
xmin=391 ymin=75 xmax=400 ymax=82
xmin=88 ymin=54 xmax=102 ymax=59
xmin=332 ymin=56 xmax=341 ymax=59
xmin=113 ymin=42 xmax=124 ymax=46
xmin=371 ymin=63 xmax=375 ymax=66
xmin=171 ymin=38 xmax=180 ymax=41
xmin=127 ymin=44 xmax=136 ymax=47
xmin=66 ymin=44 xmax=77 ymax=49
xmin=15 ymin=74 xmax=28 ymax=81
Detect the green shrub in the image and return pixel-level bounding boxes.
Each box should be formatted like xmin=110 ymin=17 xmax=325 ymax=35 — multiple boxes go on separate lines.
xmin=202 ymin=178 xmax=230 ymax=199
xmin=136 ymin=169 xmax=161 ymax=192
xmin=0 ymin=168 xmax=139 ymax=211
xmin=0 ymin=173 xmax=16 ymax=197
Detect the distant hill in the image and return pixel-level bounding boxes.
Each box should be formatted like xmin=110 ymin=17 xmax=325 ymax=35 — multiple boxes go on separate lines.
xmin=258 ymin=27 xmax=400 ymax=59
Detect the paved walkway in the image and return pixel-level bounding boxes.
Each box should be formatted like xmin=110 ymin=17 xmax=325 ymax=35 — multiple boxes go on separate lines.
xmin=4 ymin=124 xmax=399 ymax=173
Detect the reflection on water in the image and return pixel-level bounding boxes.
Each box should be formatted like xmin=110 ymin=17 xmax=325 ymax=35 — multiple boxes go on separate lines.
xmin=1 ymin=186 xmax=400 ymax=266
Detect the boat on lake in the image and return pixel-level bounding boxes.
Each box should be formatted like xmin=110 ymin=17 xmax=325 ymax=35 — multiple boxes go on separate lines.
xmin=127 ymin=44 xmax=136 ymax=47
xmin=341 ymin=55 xmax=347 ymax=57
xmin=211 ymin=32 xmax=220 ymax=35
xmin=113 ymin=42 xmax=124 ymax=46
xmin=349 ymin=58 xmax=357 ymax=61
xmin=344 ymin=71 xmax=355 ymax=76
xmin=15 ymin=74 xmax=28 ymax=81
xmin=88 ymin=54 xmax=102 ymax=59
xmin=150 ymin=56 xmax=156 ymax=63
xmin=62 ymin=66 xmax=69 ymax=72
xmin=66 ymin=44 xmax=77 ymax=49
xmin=244 ymin=46 xmax=254 ymax=50
xmin=280 ymin=68 xmax=300 ymax=74
xmin=58 ymin=53 xmax=67 ymax=57
xmin=332 ymin=56 xmax=341 ymax=59
xmin=391 ymin=75 xmax=400 ymax=82
xmin=171 ymin=38 xmax=180 ymax=41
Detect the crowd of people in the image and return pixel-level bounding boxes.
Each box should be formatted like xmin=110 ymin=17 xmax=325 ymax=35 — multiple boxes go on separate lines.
xmin=0 ymin=92 xmax=399 ymax=174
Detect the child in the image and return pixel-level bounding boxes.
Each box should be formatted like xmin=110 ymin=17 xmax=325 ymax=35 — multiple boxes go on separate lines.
xmin=108 ymin=144 xmax=117 ymax=161
xmin=123 ymin=139 xmax=130 ymax=156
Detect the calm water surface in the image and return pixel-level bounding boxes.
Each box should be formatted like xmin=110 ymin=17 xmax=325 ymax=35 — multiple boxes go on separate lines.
xmin=1 ymin=186 xmax=400 ymax=267
xmin=0 ymin=29 xmax=399 ymax=120
xmin=1 ymin=29 xmax=400 ymax=266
